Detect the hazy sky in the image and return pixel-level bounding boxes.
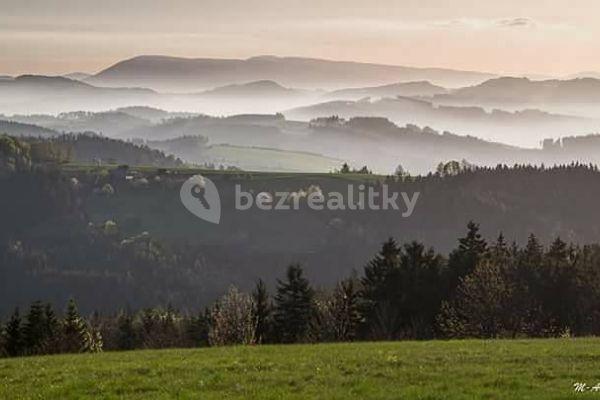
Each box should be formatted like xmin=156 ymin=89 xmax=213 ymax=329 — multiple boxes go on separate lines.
xmin=1 ymin=0 xmax=599 ymax=76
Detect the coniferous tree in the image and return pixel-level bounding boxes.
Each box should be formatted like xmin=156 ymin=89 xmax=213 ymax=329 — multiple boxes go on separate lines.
xmin=23 ymin=300 xmax=47 ymax=355
xmin=398 ymin=241 xmax=445 ymax=338
xmin=4 ymin=308 xmax=23 ymax=357
xmin=62 ymin=298 xmax=90 ymax=353
xmin=491 ymin=233 xmax=510 ymax=262
xmin=117 ymin=312 xmax=138 ymax=350
xmin=543 ymin=237 xmax=576 ymax=335
xmin=572 ymin=244 xmax=600 ymax=335
xmin=273 ymin=264 xmax=315 ymax=343
xmin=185 ymin=309 xmax=210 ymax=347
xmin=506 ymin=234 xmax=546 ymax=336
xmin=43 ymin=303 xmax=61 ymax=354
xmin=360 ymin=238 xmax=402 ymax=339
xmin=0 ymin=322 xmax=5 ymax=357
xmin=447 ymin=221 xmax=488 ymax=292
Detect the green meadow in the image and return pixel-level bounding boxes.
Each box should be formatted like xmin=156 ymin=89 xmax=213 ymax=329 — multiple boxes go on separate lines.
xmin=2 ymin=338 xmax=600 ymax=399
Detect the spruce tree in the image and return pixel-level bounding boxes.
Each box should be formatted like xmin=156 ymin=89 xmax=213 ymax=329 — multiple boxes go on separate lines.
xmin=23 ymin=300 xmax=47 ymax=355
xmin=62 ymin=298 xmax=90 ymax=353
xmin=4 ymin=308 xmax=23 ymax=357
xmin=43 ymin=303 xmax=61 ymax=354
xmin=185 ymin=309 xmax=210 ymax=347
xmin=273 ymin=264 xmax=315 ymax=343
xmin=447 ymin=221 xmax=488 ymax=292
xmin=117 ymin=312 xmax=137 ymax=350
xmin=399 ymin=241 xmax=445 ymax=338
xmin=509 ymin=234 xmax=546 ymax=336
xmin=544 ymin=237 xmax=575 ymax=334
xmin=360 ymin=238 xmax=402 ymax=339
xmin=362 ymin=238 xmax=402 ymax=302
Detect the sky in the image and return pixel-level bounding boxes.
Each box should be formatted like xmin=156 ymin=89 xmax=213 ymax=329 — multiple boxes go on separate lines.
xmin=1 ymin=0 xmax=599 ymax=77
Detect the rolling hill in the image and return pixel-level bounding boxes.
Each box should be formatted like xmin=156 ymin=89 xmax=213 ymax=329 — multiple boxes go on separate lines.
xmin=324 ymin=81 xmax=448 ymax=100
xmin=433 ymin=77 xmax=600 ymax=112
xmin=0 ymin=75 xmax=159 ymax=115
xmin=284 ymin=96 xmax=600 ymax=147
xmin=200 ymin=80 xmax=304 ymax=98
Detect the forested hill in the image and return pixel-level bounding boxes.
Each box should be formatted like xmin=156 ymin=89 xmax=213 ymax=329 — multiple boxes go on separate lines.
xmin=32 ymin=134 xmax=185 ymax=167
xmin=0 ymin=133 xmax=185 ymax=168
xmin=0 ymin=119 xmax=59 ymax=138
xmin=1 ymin=160 xmax=600 ymax=313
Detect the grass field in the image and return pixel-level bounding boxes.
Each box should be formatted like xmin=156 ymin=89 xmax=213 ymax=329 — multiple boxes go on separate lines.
xmin=2 ymin=339 xmax=600 ymax=399
xmin=203 ymin=144 xmax=342 ymax=173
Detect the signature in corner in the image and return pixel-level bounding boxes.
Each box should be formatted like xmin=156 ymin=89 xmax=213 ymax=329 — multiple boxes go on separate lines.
xmin=574 ymin=382 xmax=600 ymax=393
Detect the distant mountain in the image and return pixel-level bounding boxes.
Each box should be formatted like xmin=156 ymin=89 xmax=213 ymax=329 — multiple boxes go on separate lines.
xmin=87 ymin=55 xmax=496 ymax=92
xmin=115 ymin=106 xmax=197 ymax=122
xmin=0 ymin=75 xmax=159 ymax=114
xmin=564 ymin=71 xmax=600 ymax=80
xmin=63 ymin=72 xmax=93 ymax=81
xmin=284 ymin=96 xmax=600 ymax=147
xmin=200 ymin=80 xmax=302 ymax=97
xmin=0 ymin=75 xmax=155 ymax=94
xmin=324 ymin=81 xmax=448 ymax=100
xmin=8 ymin=111 xmax=154 ymax=137
xmin=434 ymin=77 xmax=600 ymax=106
xmin=0 ymin=75 xmax=95 ymax=91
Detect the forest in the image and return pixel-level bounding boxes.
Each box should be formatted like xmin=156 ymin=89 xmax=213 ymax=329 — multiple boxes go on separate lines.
xmin=2 ymin=222 xmax=599 ymax=358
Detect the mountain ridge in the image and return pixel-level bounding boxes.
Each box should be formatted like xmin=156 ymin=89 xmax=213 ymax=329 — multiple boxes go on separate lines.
xmin=87 ymin=55 xmax=497 ymax=92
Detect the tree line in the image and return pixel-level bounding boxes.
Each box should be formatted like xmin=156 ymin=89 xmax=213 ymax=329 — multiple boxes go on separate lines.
xmin=3 ymin=221 xmax=600 ymax=357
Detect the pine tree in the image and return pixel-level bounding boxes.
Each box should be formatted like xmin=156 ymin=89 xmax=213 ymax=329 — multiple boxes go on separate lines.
xmin=117 ymin=312 xmax=137 ymax=350
xmin=23 ymin=300 xmax=47 ymax=355
xmin=43 ymin=303 xmax=61 ymax=354
xmin=252 ymin=279 xmax=272 ymax=344
xmin=273 ymin=264 xmax=315 ymax=343
xmin=399 ymin=241 xmax=445 ymax=338
xmin=543 ymin=237 xmax=576 ymax=335
xmin=508 ymin=234 xmax=547 ymax=336
xmin=62 ymin=298 xmax=90 ymax=353
xmin=362 ymin=238 xmax=402 ymax=301
xmin=185 ymin=309 xmax=210 ymax=347
xmin=360 ymin=238 xmax=402 ymax=339
xmin=491 ymin=233 xmax=510 ymax=262
xmin=4 ymin=308 xmax=23 ymax=357
xmin=447 ymin=221 xmax=488 ymax=292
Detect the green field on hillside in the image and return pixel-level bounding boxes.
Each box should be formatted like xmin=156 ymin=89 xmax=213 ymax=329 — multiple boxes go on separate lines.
xmin=2 ymin=339 xmax=600 ymax=399
xmin=203 ymin=145 xmax=342 ymax=173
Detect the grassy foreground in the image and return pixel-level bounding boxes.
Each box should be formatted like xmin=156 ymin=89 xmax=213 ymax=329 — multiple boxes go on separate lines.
xmin=2 ymin=339 xmax=600 ymax=399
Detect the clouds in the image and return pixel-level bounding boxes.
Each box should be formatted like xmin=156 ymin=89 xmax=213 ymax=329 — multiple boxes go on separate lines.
xmin=434 ymin=17 xmax=536 ymax=30
xmin=496 ymin=17 xmax=536 ymax=28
